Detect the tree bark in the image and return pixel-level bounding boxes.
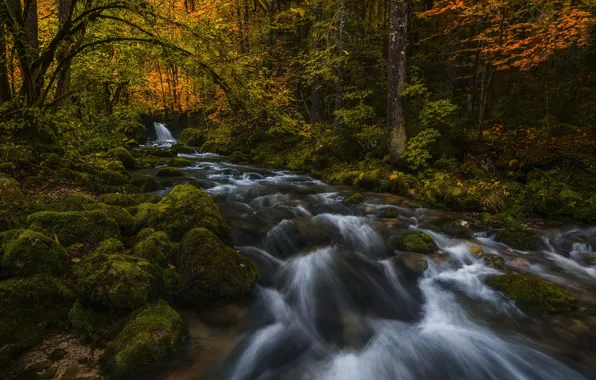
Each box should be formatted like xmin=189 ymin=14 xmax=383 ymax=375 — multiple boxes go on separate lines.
xmin=333 ymin=0 xmax=346 ymax=133
xmin=54 ymin=0 xmax=73 ymax=107
xmin=387 ymin=0 xmax=407 ymax=164
xmin=0 ymin=25 xmax=12 ymax=104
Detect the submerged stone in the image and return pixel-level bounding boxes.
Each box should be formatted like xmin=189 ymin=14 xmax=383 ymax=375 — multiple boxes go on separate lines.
xmin=1 ymin=229 xmax=68 ymax=277
xmin=177 ymin=228 xmax=258 ymax=307
xmin=104 ymin=300 xmax=184 ymax=374
xmin=28 ymin=210 xmax=121 ymax=247
xmin=395 ymin=231 xmax=437 ymax=254
xmin=148 ymin=184 xmax=232 ymax=243
xmin=486 ymin=274 xmax=577 ymax=314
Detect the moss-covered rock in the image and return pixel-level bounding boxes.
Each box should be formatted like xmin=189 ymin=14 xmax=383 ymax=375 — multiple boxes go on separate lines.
xmin=68 ymin=300 xmax=119 ymax=342
xmin=343 ymin=192 xmax=364 ymax=204
xmin=484 ymin=254 xmax=505 ymax=269
xmin=395 ymin=231 xmax=437 ymax=254
xmin=424 ymin=217 xmax=472 ymax=238
xmin=1 ymin=229 xmax=68 ymax=277
xmin=486 ymin=274 xmax=577 ymax=314
xmin=74 ymin=253 xmax=163 ymax=311
xmin=168 ymin=157 xmax=192 ymax=168
xmin=497 ymin=229 xmax=540 ymax=251
xmin=228 ymin=151 xmax=251 ymax=164
xmin=156 ymin=167 xmax=183 ymax=177
xmin=133 ymin=232 xmax=176 ymax=267
xmin=28 ymin=210 xmax=121 ymax=247
xmin=146 ymin=147 xmax=176 ymax=158
xmin=170 ymin=144 xmax=195 ymax=155
xmin=132 ymin=202 xmax=157 ymax=232
xmin=0 ymin=173 xmax=22 ymax=202
xmin=33 ymin=193 xmax=98 ymax=212
xmin=469 ymin=245 xmax=484 ymax=258
xmin=108 ymin=147 xmax=137 ymax=170
xmin=0 ymin=275 xmax=73 ymax=364
xmin=92 ymin=238 xmax=125 ymax=256
xmin=162 ymin=267 xmax=180 ymax=304
xmin=100 ymin=193 xmax=161 ymax=207
xmin=131 ymin=177 xmax=162 ymax=192
xmin=104 ymin=300 xmax=184 ymax=374
xmin=96 ymin=204 xmax=135 ymax=237
xmin=136 ymin=228 xmax=156 ymax=241
xmin=148 ymin=184 xmax=232 ymax=243
xmin=98 ymin=169 xmax=131 ymax=186
xmin=179 ymin=128 xmax=206 ymax=147
xmin=177 ymin=228 xmax=258 ymax=307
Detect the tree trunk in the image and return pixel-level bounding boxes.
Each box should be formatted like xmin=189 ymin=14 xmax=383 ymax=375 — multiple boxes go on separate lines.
xmin=0 ymin=25 xmax=12 ymax=104
xmin=333 ymin=0 xmax=346 ymax=133
xmin=54 ymin=0 xmax=73 ymax=107
xmin=387 ymin=0 xmax=408 ymax=165
xmin=310 ymin=0 xmax=323 ymax=124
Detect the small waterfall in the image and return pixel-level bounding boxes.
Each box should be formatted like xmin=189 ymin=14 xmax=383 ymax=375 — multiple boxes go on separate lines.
xmin=153 ymin=122 xmax=176 ymax=144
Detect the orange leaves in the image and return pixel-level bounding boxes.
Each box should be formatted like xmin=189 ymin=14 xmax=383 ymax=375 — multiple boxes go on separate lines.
xmin=420 ymin=0 xmax=594 ymax=71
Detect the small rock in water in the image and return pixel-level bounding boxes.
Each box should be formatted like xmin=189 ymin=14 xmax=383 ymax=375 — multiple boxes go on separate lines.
xmin=510 ymin=257 xmax=531 ymax=267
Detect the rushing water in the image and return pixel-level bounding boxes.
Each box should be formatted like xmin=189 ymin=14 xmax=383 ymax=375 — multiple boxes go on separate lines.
xmin=142 ymin=153 xmax=596 ymax=380
xmin=154 ymin=122 xmax=177 ymax=144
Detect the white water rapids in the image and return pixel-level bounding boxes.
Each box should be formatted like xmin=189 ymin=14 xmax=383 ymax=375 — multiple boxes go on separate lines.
xmin=144 ymin=153 xmax=596 ymax=380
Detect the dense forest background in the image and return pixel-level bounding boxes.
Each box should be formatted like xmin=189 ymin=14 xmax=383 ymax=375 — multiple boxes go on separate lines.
xmin=2 ymin=0 xmax=596 ymax=221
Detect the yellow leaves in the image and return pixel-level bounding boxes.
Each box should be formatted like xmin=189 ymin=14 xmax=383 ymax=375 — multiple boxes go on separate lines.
xmin=389 ymin=171 xmax=401 ymax=181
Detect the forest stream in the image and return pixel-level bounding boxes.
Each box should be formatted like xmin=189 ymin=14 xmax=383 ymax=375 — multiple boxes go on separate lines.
xmin=124 ymin=150 xmax=596 ymax=380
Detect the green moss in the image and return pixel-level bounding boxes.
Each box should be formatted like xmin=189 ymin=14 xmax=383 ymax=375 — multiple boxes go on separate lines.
xmin=177 ymin=228 xmax=258 ymax=307
xmin=108 ymin=147 xmax=137 ymax=170
xmin=133 ymin=232 xmax=176 ymax=267
xmin=486 ymin=274 xmax=577 ymax=314
xmin=395 ymin=231 xmax=438 ymax=254
xmin=424 ymin=217 xmax=472 ymax=238
xmin=136 ymin=228 xmax=156 ymax=241
xmin=228 ymin=151 xmax=251 ymax=164
xmin=156 ymin=167 xmax=183 ymax=177
xmin=483 ymin=254 xmax=505 ymax=269
xmin=170 ymin=144 xmax=195 ymax=154
xmin=343 ymin=192 xmax=365 ymax=204
xmin=179 ymin=128 xmax=206 ymax=147
xmin=74 ymin=253 xmax=163 ymax=311
xmin=32 ymin=194 xmax=98 ymax=212
xmin=28 ymin=210 xmax=121 ymax=247
xmin=148 ymin=184 xmax=232 ymax=243
xmin=497 ymin=229 xmax=539 ymax=251
xmin=143 ymin=147 xmax=176 ymax=158
xmin=0 ymin=173 xmax=22 ymax=202
xmin=0 ymin=229 xmax=23 ymax=257
xmin=133 ymin=203 xmax=157 ymax=232
xmin=168 ymin=157 xmax=192 ymax=168
xmin=100 ymin=193 xmax=161 ymax=207
xmin=1 ymin=229 xmax=68 ymax=277
xmin=0 ymin=275 xmax=73 ymax=362
xmin=92 ymin=238 xmax=125 ymax=256
xmin=131 ymin=177 xmax=162 ymax=192
xmin=162 ymin=267 xmax=180 ymax=304
xmin=69 ymin=300 xmax=119 ymax=341
xmin=99 ymin=170 xmax=131 ymax=186
xmin=95 ymin=204 xmax=135 ymax=237
xmin=105 ymin=300 xmax=184 ymax=374
xmin=468 ymin=245 xmax=484 ymax=258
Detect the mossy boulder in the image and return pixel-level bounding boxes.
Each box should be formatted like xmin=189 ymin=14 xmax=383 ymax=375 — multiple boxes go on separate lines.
xmin=92 ymin=238 xmax=125 ymax=256
xmin=0 ymin=173 xmax=22 ymax=202
xmin=104 ymin=300 xmax=184 ymax=374
xmin=68 ymin=300 xmax=119 ymax=342
xmin=136 ymin=228 xmax=156 ymax=241
xmin=170 ymin=144 xmax=195 ymax=155
xmin=497 ymin=229 xmax=540 ymax=251
xmin=98 ymin=169 xmax=130 ymax=186
xmin=168 ymin=157 xmax=192 ymax=168
xmin=74 ymin=253 xmax=163 ymax=310
xmin=424 ymin=217 xmax=472 ymax=238
xmin=1 ymin=229 xmax=68 ymax=277
xmin=484 ymin=254 xmax=505 ymax=269
xmin=469 ymin=245 xmax=484 ymax=258
xmin=343 ymin=192 xmax=365 ymax=204
xmin=96 ymin=204 xmax=135 ymax=237
xmin=395 ymin=231 xmax=437 ymax=254
xmin=100 ymin=193 xmax=160 ymax=207
xmin=0 ymin=275 xmax=73 ymax=364
xmin=34 ymin=193 xmax=97 ymax=212
xmin=486 ymin=274 xmax=577 ymax=314
xmin=28 ymin=210 xmax=121 ymax=247
xmin=156 ymin=167 xmax=183 ymax=177
xmin=162 ymin=267 xmax=180 ymax=304
xmin=131 ymin=177 xmax=162 ymax=192
xmin=132 ymin=203 xmax=157 ymax=232
xmin=228 ymin=151 xmax=251 ymax=164
xmin=148 ymin=184 xmax=232 ymax=243
xmin=108 ymin=147 xmax=137 ymax=170
xmin=133 ymin=231 xmax=177 ymax=267
xmin=179 ymin=128 xmax=206 ymax=147
xmin=146 ymin=147 xmax=176 ymax=158
xmin=177 ymin=228 xmax=258 ymax=307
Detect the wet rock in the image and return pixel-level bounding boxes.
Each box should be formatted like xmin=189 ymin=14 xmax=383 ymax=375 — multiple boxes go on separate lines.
xmin=486 ymin=274 xmax=577 ymax=314
xmin=177 ymin=228 xmax=258 ymax=307
xmin=392 ymin=253 xmax=429 ymax=281
xmin=468 ymin=245 xmax=484 ymax=258
xmin=497 ymin=229 xmax=541 ymax=251
xmin=422 ymin=217 xmax=473 ymax=238
xmin=156 ymin=167 xmax=183 ymax=177
xmin=169 ymin=157 xmax=192 ymax=167
xmin=343 ymin=192 xmax=364 ymax=204
xmin=394 ymin=231 xmax=437 ymax=254
xmin=483 ymin=253 xmax=505 ymax=269
xmin=509 ymin=257 xmax=531 ymax=267
xmin=148 ymin=184 xmax=232 ymax=243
